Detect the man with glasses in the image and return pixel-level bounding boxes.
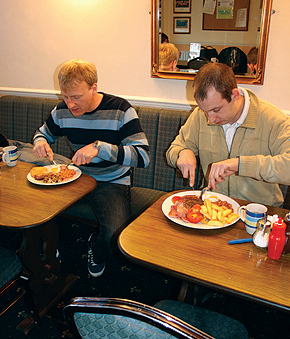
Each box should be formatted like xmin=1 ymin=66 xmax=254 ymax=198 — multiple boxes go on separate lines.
xmin=33 ymin=59 xmax=150 ymax=277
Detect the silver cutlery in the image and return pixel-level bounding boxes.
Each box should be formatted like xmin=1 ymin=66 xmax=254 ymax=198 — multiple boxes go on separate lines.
xmin=200 ymin=187 xmax=210 ymax=200
xmin=46 ymin=156 xmax=57 ymax=166
xmin=65 ymin=161 xmax=74 ymax=168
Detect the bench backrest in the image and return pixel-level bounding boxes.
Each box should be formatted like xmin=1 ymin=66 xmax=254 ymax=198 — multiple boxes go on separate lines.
xmin=0 ymin=95 xmax=200 ymax=191
xmin=0 ymin=95 xmax=71 ymax=157
xmin=134 ymin=106 xmax=200 ymax=191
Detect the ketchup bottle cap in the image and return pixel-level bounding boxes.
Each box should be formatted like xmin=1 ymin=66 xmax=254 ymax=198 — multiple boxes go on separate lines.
xmin=273 ymin=216 xmax=286 ymax=230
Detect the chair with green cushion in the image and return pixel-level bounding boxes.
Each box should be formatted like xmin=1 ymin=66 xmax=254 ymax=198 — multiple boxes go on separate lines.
xmin=0 ymin=246 xmax=40 ymax=330
xmin=64 ymin=297 xmax=249 ymax=339
xmin=155 ymin=300 xmax=248 ymax=339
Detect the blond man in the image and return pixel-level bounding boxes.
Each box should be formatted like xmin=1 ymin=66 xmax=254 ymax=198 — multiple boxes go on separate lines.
xmin=159 ymin=43 xmax=180 ymax=71
xmin=33 ymin=59 xmax=150 ymax=277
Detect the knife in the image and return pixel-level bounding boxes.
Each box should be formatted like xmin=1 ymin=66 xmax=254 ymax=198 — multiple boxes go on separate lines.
xmin=45 ymin=156 xmax=57 ymax=166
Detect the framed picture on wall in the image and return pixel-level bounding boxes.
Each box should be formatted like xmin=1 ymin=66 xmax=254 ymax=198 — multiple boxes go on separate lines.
xmin=174 ymin=0 xmax=191 ymax=13
xmin=173 ymin=17 xmax=191 ymax=34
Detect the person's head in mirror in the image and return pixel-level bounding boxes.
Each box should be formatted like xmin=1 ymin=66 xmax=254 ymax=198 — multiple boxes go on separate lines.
xmin=247 ymin=47 xmax=258 ymax=76
xmin=159 ymin=43 xmax=179 ymax=72
xmin=161 ymin=33 xmax=169 ymax=44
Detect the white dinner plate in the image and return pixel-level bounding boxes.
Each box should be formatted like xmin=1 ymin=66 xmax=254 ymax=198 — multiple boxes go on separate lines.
xmin=27 ymin=165 xmax=81 ymax=186
xmin=162 ymin=190 xmax=240 ymax=230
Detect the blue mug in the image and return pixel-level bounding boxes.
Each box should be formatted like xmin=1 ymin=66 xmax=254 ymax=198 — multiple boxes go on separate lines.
xmin=2 ymin=146 xmax=18 ymax=167
xmin=238 ymin=203 xmax=267 ymax=235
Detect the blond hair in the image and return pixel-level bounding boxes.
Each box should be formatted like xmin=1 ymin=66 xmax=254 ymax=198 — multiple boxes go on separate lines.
xmin=58 ymin=59 xmax=98 ymax=90
xmin=159 ymin=43 xmax=179 ymax=67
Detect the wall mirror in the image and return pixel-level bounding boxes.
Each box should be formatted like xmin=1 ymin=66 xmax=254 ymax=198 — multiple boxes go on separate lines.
xmin=151 ymin=0 xmax=273 ymax=85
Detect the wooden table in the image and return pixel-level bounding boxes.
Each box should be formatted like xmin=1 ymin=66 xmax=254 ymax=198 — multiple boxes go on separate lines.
xmin=118 ymin=191 xmax=290 ymax=313
xmin=0 ymin=161 xmax=97 ymax=333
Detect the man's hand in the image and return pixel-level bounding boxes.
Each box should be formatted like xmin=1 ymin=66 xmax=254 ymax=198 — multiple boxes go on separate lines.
xmin=208 ymin=158 xmax=239 ymax=190
xmin=176 ymin=149 xmax=197 ymax=187
xmin=33 ymin=140 xmax=54 ymax=161
xmin=72 ymin=143 xmax=99 ymax=166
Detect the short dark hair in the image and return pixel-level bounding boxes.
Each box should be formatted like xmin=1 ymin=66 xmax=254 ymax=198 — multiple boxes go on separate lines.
xmin=247 ymin=47 xmax=258 ymax=65
xmin=161 ymin=33 xmax=169 ymax=43
xmin=193 ymin=63 xmax=237 ymax=103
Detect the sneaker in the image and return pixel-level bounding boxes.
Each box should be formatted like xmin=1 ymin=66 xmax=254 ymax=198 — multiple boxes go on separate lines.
xmin=87 ymin=233 xmax=105 ymax=277
xmin=56 ymin=249 xmax=62 ymax=263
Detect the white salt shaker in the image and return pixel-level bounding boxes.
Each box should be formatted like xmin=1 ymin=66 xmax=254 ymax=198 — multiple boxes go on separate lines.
xmin=253 ymin=219 xmax=271 ymax=248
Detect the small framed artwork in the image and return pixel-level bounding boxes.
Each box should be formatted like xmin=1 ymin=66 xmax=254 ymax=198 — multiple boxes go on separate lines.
xmin=173 ymin=17 xmax=191 ymax=34
xmin=174 ymin=0 xmax=191 ymax=13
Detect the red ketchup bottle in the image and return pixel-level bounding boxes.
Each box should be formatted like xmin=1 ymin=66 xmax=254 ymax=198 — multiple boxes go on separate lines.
xmin=268 ymin=217 xmax=286 ymax=260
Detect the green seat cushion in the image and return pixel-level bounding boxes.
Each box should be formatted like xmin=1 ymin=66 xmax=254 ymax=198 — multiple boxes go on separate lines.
xmin=74 ymin=312 xmax=177 ymax=339
xmin=154 ymin=300 xmax=248 ymax=339
xmin=0 ymin=247 xmax=22 ymax=289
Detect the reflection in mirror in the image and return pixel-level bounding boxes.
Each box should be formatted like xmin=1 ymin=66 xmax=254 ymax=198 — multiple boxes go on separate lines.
xmin=151 ymin=0 xmax=273 ymax=85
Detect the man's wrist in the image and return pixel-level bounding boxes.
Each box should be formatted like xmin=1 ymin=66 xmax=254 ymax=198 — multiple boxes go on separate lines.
xmin=33 ymin=137 xmax=48 ymax=146
xmin=93 ymin=140 xmax=101 ymax=152
xmin=177 ymin=148 xmax=190 ymax=158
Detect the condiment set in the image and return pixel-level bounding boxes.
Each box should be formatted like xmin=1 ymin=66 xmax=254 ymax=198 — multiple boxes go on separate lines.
xmin=231 ymin=212 xmax=290 ymax=260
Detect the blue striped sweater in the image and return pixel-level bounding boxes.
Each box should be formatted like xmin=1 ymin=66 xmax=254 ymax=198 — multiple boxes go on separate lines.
xmin=33 ymin=93 xmax=150 ymax=185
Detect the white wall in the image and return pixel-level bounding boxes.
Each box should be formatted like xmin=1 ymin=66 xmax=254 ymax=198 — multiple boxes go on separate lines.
xmin=0 ymin=0 xmax=290 ymax=111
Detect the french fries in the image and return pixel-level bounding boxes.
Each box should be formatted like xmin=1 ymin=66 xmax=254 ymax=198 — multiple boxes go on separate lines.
xmin=200 ymin=198 xmax=239 ymax=227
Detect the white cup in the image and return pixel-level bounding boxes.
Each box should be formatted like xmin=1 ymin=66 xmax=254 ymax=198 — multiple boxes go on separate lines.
xmin=238 ymin=203 xmax=268 ymax=235
xmin=2 ymin=146 xmax=18 ymax=167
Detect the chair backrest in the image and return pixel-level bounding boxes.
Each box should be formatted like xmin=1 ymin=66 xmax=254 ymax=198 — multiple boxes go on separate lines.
xmin=64 ymin=297 xmax=214 ymax=339
xmin=200 ymin=46 xmax=218 ymax=62
xmin=0 ymin=246 xmax=22 ymax=290
xmin=0 ymin=246 xmax=40 ymax=328
xmin=218 ymin=47 xmax=247 ymax=74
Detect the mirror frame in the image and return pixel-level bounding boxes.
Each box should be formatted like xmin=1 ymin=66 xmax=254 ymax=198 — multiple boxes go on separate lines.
xmin=151 ymin=0 xmax=273 ymax=85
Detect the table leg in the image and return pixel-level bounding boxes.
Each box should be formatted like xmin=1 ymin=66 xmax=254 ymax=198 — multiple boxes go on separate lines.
xmin=17 ymin=221 xmax=79 ymax=334
xmin=178 ymin=281 xmax=205 ymax=306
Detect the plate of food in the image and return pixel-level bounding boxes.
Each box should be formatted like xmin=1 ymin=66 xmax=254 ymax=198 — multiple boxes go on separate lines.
xmin=27 ymin=164 xmax=81 ymax=186
xmin=162 ymin=190 xmax=240 ymax=229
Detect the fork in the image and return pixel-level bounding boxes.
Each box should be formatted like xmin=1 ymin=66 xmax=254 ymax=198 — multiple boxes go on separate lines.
xmin=200 ymin=187 xmax=210 ymax=200
xmin=65 ymin=161 xmax=74 ymax=169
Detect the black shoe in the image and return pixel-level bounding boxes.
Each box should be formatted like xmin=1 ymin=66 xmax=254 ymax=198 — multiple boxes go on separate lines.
xmin=87 ymin=233 xmax=105 ymax=277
